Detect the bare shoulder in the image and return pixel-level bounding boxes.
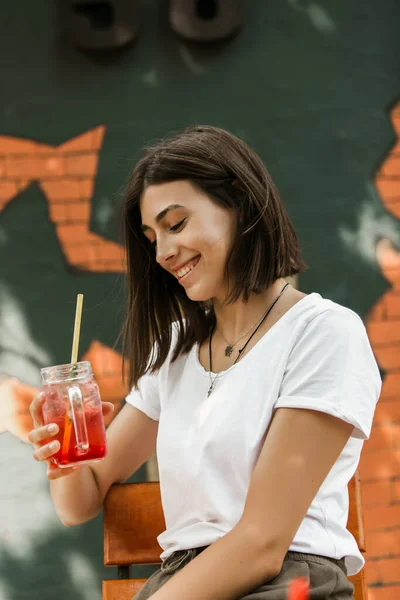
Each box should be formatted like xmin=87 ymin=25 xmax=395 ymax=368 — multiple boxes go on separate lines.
xmin=271 ymin=285 xmax=307 ymax=321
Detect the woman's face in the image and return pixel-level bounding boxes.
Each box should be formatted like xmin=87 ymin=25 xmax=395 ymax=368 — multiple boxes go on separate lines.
xmin=140 ymin=180 xmax=236 ymax=302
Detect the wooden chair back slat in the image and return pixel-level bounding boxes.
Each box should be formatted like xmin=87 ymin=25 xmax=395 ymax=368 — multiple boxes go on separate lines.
xmin=349 ymin=570 xmax=368 ymax=600
xmin=347 ymin=471 xmax=366 ymax=552
xmin=104 ymin=481 xmax=165 ymax=566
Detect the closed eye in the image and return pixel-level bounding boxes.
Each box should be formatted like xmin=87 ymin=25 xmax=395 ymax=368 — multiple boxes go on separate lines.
xmin=170 ymin=218 xmax=186 ymax=232
xmin=148 ymin=218 xmax=187 ymax=248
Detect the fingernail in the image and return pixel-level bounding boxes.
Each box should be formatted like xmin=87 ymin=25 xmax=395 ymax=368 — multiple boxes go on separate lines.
xmin=49 ymin=441 xmax=59 ymax=450
xmin=48 ymin=424 xmax=58 ymax=433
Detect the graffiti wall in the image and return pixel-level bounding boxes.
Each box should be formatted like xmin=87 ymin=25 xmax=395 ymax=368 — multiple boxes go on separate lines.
xmin=361 ymin=101 xmax=400 ymax=598
xmin=0 ymin=1 xmax=399 ymax=599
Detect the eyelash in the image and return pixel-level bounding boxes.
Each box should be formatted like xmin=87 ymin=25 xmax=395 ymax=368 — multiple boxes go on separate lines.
xmin=150 ymin=218 xmax=186 ymax=248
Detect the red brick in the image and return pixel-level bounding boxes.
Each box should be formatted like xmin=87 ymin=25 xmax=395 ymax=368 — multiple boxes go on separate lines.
xmin=392 ymin=425 xmax=400 ymax=449
xmin=62 ymin=242 xmax=89 ymax=266
xmin=380 ymin=373 xmax=400 ymax=400
xmin=58 ymin=128 xmax=94 ymax=153
xmin=381 ymin=156 xmax=400 ymax=177
xmin=48 ymin=203 xmax=68 ymax=223
xmin=378 ymin=557 xmax=400 ymax=584
xmin=366 ymin=529 xmax=400 ymax=556
xmin=360 ymin=450 xmax=400 ymax=480
xmin=94 ymin=238 xmax=125 ymax=261
xmin=392 ymin=480 xmax=400 ymax=502
xmin=373 ymin=346 xmax=400 ymax=371
xmin=362 ymin=481 xmax=393 ymax=507
xmin=32 ymin=141 xmax=56 ymax=155
xmin=366 ymin=425 xmax=394 ymax=453
xmin=385 ymin=294 xmax=400 ymax=317
xmin=368 ymin=321 xmax=400 ymax=345
xmin=364 ymin=505 xmax=400 ymax=531
xmin=37 ymin=155 xmax=65 ymax=178
xmin=64 ymin=153 xmax=98 ymax=177
xmin=40 ymin=179 xmax=80 ymax=201
xmin=376 ymin=177 xmax=400 ymax=200
xmin=66 ymin=199 xmax=91 ymax=223
xmin=91 ymin=125 xmax=105 ymax=149
xmin=368 ymin=585 xmax=400 ymax=600
xmin=79 ymin=178 xmax=94 ymax=199
xmin=374 ymin=401 xmax=400 ymax=425
xmin=6 ymin=155 xmax=39 ymax=179
xmin=365 ymin=560 xmax=381 ymax=585
xmin=0 ymin=136 xmax=37 ymax=153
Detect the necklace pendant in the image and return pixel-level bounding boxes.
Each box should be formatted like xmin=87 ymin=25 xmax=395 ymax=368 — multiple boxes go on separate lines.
xmin=225 ymin=344 xmax=234 ymax=357
xmin=207 ymin=382 xmax=214 ymax=397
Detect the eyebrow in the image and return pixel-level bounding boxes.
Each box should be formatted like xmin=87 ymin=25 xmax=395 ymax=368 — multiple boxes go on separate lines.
xmin=141 ymin=204 xmax=185 ymax=232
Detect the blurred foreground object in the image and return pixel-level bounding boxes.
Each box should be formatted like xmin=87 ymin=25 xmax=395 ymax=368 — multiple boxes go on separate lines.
xmin=287 ymin=577 xmax=309 ymax=600
xmin=170 ymin=0 xmax=242 ymax=42
xmin=58 ymin=0 xmax=139 ymax=50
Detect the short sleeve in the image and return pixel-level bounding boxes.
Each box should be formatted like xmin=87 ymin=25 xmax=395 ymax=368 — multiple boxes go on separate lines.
xmin=125 ymin=370 xmax=160 ymax=422
xmin=275 ymin=309 xmax=382 ymax=440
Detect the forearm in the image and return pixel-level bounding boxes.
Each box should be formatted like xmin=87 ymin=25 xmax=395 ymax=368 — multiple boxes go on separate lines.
xmin=50 ymin=466 xmax=102 ymax=526
xmin=149 ymin=523 xmax=282 ymax=600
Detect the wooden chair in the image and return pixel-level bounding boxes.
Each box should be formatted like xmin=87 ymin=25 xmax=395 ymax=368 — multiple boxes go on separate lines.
xmin=102 ymin=472 xmax=367 ymax=600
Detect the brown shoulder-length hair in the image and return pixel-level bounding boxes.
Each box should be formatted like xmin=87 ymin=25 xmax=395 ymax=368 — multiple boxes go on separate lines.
xmin=121 ymin=125 xmax=307 ymax=388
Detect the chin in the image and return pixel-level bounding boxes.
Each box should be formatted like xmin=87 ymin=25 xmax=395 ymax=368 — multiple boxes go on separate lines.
xmin=184 ymin=285 xmax=215 ymax=303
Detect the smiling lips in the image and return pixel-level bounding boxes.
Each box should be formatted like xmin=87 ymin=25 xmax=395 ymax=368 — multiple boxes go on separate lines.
xmin=174 ymin=256 xmax=201 ymax=280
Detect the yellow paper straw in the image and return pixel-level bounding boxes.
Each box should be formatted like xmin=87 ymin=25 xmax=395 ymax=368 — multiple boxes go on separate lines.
xmin=61 ymin=294 xmax=84 ymax=462
xmin=70 ymin=294 xmax=84 ymax=364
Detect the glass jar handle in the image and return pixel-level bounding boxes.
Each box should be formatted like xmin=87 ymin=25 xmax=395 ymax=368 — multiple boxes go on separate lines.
xmin=68 ymin=385 xmax=89 ymax=453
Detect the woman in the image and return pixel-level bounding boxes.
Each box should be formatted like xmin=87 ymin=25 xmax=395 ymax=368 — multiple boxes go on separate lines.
xmin=29 ymin=126 xmax=381 ymax=599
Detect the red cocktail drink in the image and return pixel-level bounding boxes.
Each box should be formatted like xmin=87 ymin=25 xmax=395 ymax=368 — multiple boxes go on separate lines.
xmin=41 ymin=362 xmax=107 ymax=468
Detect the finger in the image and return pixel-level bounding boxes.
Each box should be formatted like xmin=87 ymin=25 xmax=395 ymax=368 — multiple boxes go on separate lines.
xmin=46 ymin=464 xmax=80 ymax=480
xmin=102 ymin=402 xmax=115 ymax=415
xmin=29 ymin=392 xmax=46 ymax=428
xmin=28 ymin=422 xmax=59 ymax=446
xmin=32 ymin=440 xmax=60 ymax=462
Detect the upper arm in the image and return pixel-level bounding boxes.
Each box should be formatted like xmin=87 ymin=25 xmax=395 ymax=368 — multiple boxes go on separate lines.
xmin=239 ymin=407 xmax=353 ymax=561
xmin=91 ymin=363 xmax=161 ymax=502
xmin=91 ymin=402 xmax=158 ymax=504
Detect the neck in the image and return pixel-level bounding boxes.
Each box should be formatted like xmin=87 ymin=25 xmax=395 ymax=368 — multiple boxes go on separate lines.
xmin=212 ymin=278 xmax=287 ymax=342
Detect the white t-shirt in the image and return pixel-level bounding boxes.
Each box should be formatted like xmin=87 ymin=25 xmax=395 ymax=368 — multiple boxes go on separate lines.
xmin=126 ymin=293 xmax=381 ymax=576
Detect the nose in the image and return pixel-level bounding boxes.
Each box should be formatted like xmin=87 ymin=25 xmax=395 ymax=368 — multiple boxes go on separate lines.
xmin=155 ymin=236 xmax=177 ymax=267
